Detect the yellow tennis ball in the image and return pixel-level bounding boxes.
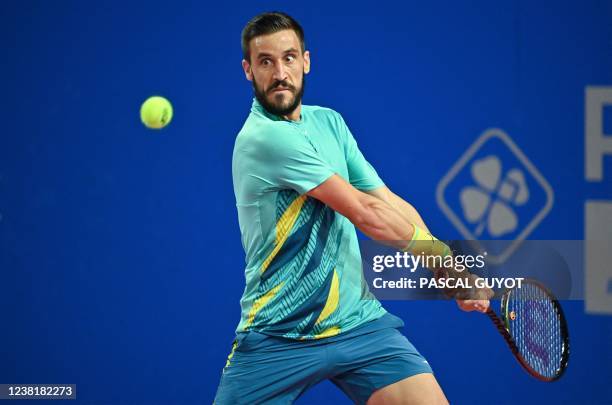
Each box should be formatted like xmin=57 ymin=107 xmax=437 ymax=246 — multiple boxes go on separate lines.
xmin=140 ymin=96 xmax=173 ymax=129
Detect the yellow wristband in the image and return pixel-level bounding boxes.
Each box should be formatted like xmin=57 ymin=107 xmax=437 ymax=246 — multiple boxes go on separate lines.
xmin=404 ymin=224 xmax=452 ymax=258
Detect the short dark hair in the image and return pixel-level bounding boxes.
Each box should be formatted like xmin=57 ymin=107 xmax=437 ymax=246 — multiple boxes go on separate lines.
xmin=241 ymin=12 xmax=305 ymax=62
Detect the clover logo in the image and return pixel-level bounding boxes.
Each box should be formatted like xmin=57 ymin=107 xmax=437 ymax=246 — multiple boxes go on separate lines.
xmin=437 ymin=128 xmax=554 ymax=264
xmin=460 ymin=156 xmax=529 ymax=237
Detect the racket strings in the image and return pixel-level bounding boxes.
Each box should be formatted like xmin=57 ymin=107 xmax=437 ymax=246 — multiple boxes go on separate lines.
xmin=507 ymin=283 xmax=564 ymax=378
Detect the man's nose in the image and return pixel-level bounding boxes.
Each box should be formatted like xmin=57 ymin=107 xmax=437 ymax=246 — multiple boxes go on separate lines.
xmin=272 ymin=62 xmax=287 ymax=81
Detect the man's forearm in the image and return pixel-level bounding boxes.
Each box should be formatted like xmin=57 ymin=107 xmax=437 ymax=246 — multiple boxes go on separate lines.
xmin=307 ymin=176 xmax=417 ymax=250
xmin=387 ymin=190 xmax=430 ymax=233
xmin=307 ymin=177 xmax=443 ymax=253
xmin=352 ymin=192 xmax=417 ymax=250
xmin=366 ymin=187 xmax=430 ymax=232
xmin=354 ymin=193 xmax=451 ymax=261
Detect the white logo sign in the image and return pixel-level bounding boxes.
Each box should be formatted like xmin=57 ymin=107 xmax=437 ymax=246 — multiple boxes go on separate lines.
xmin=436 ymin=128 xmax=554 ymax=264
xmin=584 ymin=86 xmax=612 ymax=314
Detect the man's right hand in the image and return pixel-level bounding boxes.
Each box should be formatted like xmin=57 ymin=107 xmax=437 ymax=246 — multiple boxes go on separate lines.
xmin=455 ymin=274 xmax=494 ymax=313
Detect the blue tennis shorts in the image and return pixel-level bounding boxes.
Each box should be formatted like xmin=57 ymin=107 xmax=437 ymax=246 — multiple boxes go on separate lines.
xmin=213 ymin=313 xmax=433 ymax=404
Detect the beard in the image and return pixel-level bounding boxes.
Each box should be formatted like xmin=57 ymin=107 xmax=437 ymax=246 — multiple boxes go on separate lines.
xmin=253 ymin=74 xmax=305 ymax=117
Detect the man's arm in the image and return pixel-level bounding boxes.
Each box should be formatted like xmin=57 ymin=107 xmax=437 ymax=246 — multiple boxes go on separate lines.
xmin=307 ymin=175 xmax=492 ymax=312
xmin=365 ymin=186 xmax=430 ymax=233
xmin=307 ymin=175 xmax=416 ymax=251
xmin=307 ymin=175 xmax=450 ymax=256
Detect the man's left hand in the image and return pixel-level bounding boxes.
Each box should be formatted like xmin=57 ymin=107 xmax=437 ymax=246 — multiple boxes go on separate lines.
xmin=456 ymin=299 xmax=490 ymax=313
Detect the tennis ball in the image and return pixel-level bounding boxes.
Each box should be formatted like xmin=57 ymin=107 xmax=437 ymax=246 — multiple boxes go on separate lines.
xmin=140 ymin=96 xmax=173 ymax=129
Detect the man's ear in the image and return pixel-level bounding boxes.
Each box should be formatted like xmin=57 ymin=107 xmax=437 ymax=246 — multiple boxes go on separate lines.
xmin=303 ymin=50 xmax=310 ymax=74
xmin=242 ymin=59 xmax=253 ymax=81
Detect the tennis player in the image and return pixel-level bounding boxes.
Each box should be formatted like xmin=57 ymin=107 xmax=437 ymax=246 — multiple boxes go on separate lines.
xmin=214 ymin=12 xmax=491 ymax=405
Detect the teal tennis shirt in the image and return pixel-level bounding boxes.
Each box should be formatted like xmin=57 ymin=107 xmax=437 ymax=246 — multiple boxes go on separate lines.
xmin=232 ymin=98 xmax=387 ymax=340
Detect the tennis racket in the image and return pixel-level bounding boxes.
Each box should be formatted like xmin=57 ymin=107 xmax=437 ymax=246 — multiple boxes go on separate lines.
xmin=486 ymin=279 xmax=570 ymax=382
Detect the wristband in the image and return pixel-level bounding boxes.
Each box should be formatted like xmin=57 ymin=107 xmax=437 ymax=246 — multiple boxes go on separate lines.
xmin=404 ymin=224 xmax=452 ymax=258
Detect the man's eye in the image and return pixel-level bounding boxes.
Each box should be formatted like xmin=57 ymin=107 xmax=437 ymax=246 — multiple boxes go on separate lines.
xmin=286 ymin=55 xmax=296 ymax=63
xmin=261 ymin=59 xmax=271 ymax=66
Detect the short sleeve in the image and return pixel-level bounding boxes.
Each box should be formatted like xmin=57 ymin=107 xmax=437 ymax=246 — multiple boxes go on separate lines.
xmin=336 ymin=113 xmax=385 ymax=191
xmin=234 ymin=124 xmax=335 ymax=195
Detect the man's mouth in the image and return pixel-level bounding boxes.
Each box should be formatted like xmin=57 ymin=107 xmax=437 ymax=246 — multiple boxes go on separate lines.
xmin=270 ymin=87 xmax=292 ymax=93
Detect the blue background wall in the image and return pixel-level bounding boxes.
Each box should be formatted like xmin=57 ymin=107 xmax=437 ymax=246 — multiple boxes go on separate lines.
xmin=1 ymin=0 xmax=611 ymax=403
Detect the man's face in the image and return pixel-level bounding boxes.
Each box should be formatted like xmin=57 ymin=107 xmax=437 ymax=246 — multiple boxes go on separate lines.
xmin=242 ymin=29 xmax=310 ymax=117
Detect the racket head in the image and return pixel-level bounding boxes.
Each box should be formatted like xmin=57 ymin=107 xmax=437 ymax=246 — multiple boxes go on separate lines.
xmin=501 ymin=279 xmax=570 ymax=382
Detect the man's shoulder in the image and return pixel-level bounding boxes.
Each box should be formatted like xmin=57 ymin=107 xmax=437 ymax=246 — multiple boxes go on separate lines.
xmin=303 ymin=104 xmax=350 ymax=135
xmin=235 ymin=112 xmax=286 ymax=145
xmin=303 ymin=103 xmax=343 ymax=121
